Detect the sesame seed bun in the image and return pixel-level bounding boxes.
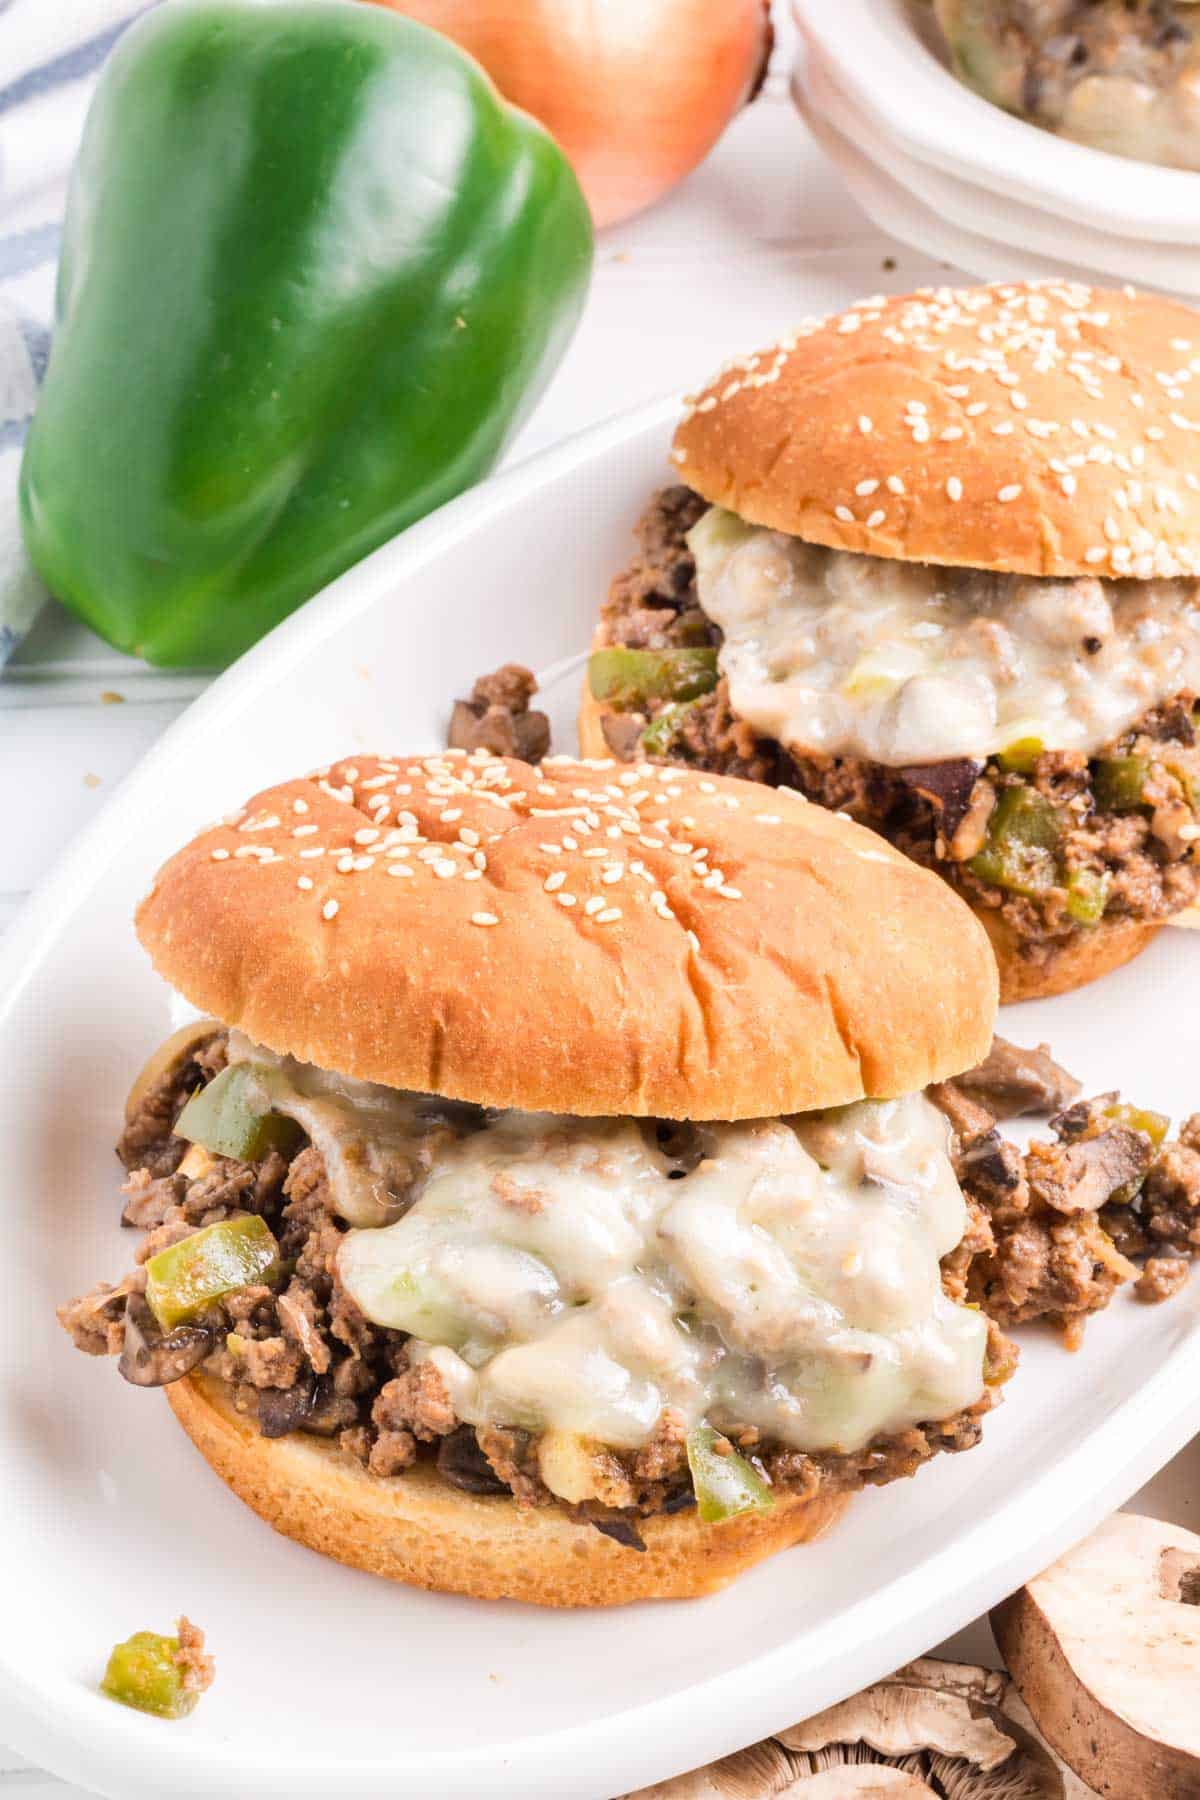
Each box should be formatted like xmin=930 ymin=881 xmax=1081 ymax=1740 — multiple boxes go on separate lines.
xmin=577 ymin=684 xmax=1159 ymax=1007
xmin=672 ymin=281 xmax=1200 ymax=582
xmin=135 ymin=751 xmax=996 ymax=1119
xmin=167 ymin=1373 xmax=849 ymax=1607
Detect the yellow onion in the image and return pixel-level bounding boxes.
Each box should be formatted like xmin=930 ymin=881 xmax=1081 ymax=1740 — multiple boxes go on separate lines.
xmin=366 ymin=0 xmax=773 ymax=228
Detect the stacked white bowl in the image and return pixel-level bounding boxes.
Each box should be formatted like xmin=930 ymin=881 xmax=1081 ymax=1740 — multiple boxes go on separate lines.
xmin=792 ymin=0 xmax=1200 ymax=297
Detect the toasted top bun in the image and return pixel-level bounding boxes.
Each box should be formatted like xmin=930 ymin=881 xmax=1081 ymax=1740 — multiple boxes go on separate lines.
xmin=672 ymin=280 xmax=1200 ymax=582
xmin=137 ymin=750 xmax=996 ymax=1119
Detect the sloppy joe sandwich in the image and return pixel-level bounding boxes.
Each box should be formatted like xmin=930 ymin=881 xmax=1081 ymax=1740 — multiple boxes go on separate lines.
xmin=582 ymin=281 xmax=1200 ymax=1000
xmin=60 ymin=750 xmax=1010 ymax=1606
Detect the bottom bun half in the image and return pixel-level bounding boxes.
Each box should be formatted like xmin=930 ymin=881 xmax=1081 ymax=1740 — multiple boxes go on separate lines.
xmin=168 ymin=1374 xmax=850 ymax=1607
xmin=974 ymin=906 xmax=1160 ymax=1004
xmin=579 ymin=685 xmax=1160 ymax=1007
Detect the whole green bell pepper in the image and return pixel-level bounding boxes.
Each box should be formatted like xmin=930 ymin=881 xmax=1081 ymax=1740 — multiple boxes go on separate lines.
xmin=20 ymin=0 xmax=592 ymax=667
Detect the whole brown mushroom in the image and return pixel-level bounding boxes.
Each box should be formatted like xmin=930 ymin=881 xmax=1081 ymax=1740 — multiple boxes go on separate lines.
xmin=993 ymin=1513 xmax=1200 ymax=1800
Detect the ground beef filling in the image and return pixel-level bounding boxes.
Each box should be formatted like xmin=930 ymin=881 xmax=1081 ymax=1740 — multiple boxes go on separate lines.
xmin=597 ymin=488 xmax=1200 ymax=960
xmin=62 ymin=1033 xmax=1196 ymax=1526
xmin=61 ymin=1032 xmax=1018 ymax=1528
xmin=930 ymin=1053 xmax=1200 ymax=1348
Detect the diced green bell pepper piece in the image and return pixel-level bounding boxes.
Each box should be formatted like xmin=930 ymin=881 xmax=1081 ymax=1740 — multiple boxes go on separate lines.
xmin=175 ymin=1064 xmax=301 ymax=1164
xmin=640 ymin=700 xmax=698 ymax=759
xmin=686 ymin=1426 xmax=774 ymax=1524
xmin=1094 ymin=755 xmax=1152 ymax=811
xmin=995 ymin=736 xmax=1045 ymax=774
xmin=145 ymin=1215 xmax=280 ymax=1330
xmin=1066 ymin=867 xmax=1109 ymax=925
xmin=101 ymin=1631 xmax=197 ymax=1720
xmin=587 ymin=647 xmax=718 ymax=709
xmin=967 ymin=785 xmax=1063 ymax=898
xmin=1103 ymin=1102 xmax=1170 ymax=1151
xmin=19 ymin=0 xmax=592 ymax=668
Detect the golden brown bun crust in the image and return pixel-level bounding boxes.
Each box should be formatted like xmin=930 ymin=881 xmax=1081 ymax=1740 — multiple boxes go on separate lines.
xmin=136 ymin=750 xmax=997 ymax=1119
xmin=167 ymin=1375 xmax=849 ymax=1607
xmin=977 ymin=907 xmax=1160 ymax=1004
xmin=673 ymin=282 xmax=1200 ymax=581
xmin=581 ymin=686 xmax=1158 ymax=1004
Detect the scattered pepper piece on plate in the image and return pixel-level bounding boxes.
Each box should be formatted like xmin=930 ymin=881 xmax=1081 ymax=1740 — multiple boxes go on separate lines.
xmin=101 ymin=1618 xmax=214 ymax=1720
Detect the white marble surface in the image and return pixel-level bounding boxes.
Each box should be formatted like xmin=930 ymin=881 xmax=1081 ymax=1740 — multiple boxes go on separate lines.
xmin=3 ymin=34 xmax=1197 ymax=1800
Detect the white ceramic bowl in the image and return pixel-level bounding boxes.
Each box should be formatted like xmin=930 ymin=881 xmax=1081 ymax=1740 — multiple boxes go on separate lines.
xmin=799 ymin=45 xmax=1200 ymax=299
xmin=4 ymin=399 xmax=1200 ymax=1800
xmin=792 ymin=0 xmax=1200 ymax=246
xmin=795 ymin=76 xmax=1080 ymax=289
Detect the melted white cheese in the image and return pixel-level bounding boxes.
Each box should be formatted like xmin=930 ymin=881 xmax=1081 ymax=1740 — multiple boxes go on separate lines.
xmin=690 ymin=506 xmax=1200 ymax=765
xmin=327 ymin=1088 xmax=987 ymax=1456
xmin=227 ymin=1034 xmax=474 ymax=1228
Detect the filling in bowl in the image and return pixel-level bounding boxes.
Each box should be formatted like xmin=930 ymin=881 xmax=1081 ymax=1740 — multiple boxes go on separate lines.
xmin=933 ymin=0 xmax=1200 ymax=172
xmin=592 ymin=489 xmax=1200 ymax=964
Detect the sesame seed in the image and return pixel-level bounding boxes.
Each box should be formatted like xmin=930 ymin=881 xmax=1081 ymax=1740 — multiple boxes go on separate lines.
xmin=544 ymin=871 xmax=566 ymax=892
xmin=997 ymin=484 xmax=1022 ymax=502
xmin=946 ymin=476 xmax=963 ymax=501
xmin=557 ymin=892 xmax=576 ymax=908
xmin=596 ymin=908 xmax=622 ymax=925
xmin=353 ymin=828 xmax=379 ymax=845
xmin=858 ymin=415 xmax=872 ymax=434
xmin=855 ymin=478 xmax=879 ymax=496
xmin=292 ymin=824 xmax=318 ymax=837
xmin=293 ymin=799 xmax=309 ymax=814
xmin=835 ymin=506 xmax=855 ymax=524
xmin=584 ymin=896 xmax=605 ymax=916
xmin=471 ymin=912 xmax=498 ymax=927
xmin=210 ymin=847 xmax=230 ymax=861
xmin=387 ymin=863 xmax=413 ymax=877
xmin=434 ymin=860 xmax=457 ymax=878
xmin=296 ymin=876 xmax=313 ymax=891
xmin=866 ymin=509 xmax=886 ymax=529
xmin=886 ymin=475 xmax=905 ymax=494
xmin=322 ymin=899 xmax=339 ymax=921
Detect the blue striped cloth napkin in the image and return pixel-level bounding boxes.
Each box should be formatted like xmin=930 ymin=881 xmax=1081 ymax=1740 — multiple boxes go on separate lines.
xmin=0 ymin=2 xmax=152 ymax=666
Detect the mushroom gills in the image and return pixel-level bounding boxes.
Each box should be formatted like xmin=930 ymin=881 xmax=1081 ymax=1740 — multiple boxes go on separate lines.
xmin=618 ymin=1657 xmax=1084 ymax=1796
